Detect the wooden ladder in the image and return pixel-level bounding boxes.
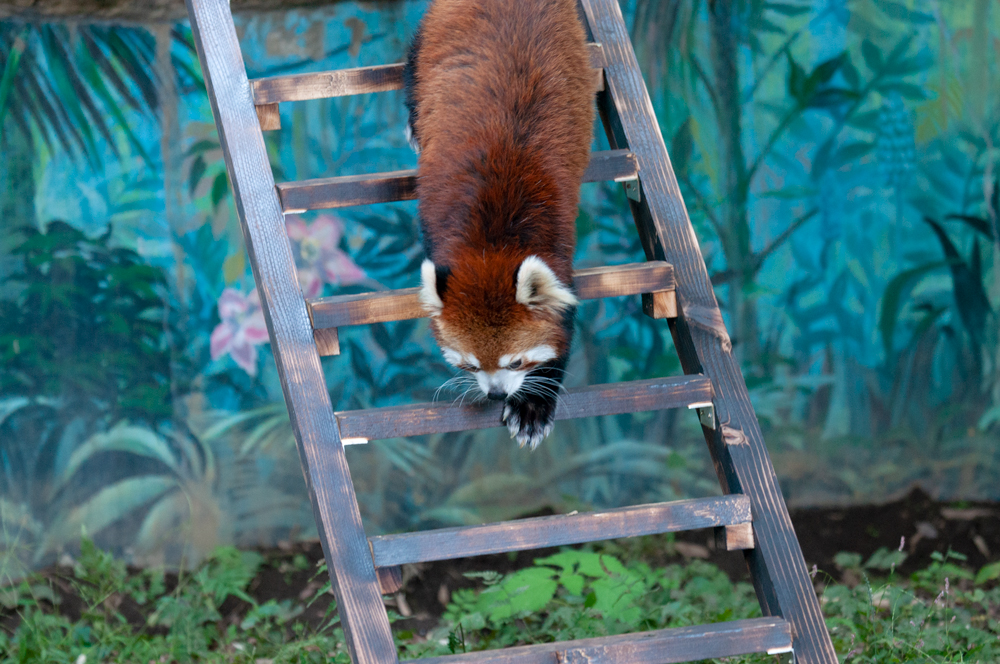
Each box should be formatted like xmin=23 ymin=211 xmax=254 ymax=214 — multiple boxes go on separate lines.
xmin=185 ymin=0 xmax=837 ymax=661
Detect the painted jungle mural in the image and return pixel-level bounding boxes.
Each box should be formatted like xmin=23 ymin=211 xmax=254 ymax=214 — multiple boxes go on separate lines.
xmin=2 ymin=0 xmax=999 ymax=574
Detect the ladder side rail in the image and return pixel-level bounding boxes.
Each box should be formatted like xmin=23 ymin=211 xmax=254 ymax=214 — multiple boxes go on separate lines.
xmin=183 ymin=1 xmax=396 ymax=662
xmin=580 ymin=0 xmax=836 ymax=661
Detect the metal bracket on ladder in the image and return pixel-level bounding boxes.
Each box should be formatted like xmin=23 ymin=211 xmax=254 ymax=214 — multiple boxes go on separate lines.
xmin=620 ymin=177 xmax=641 ymax=202
xmin=688 ymin=401 xmax=716 ymax=430
xmin=769 ymin=646 xmax=796 ymax=664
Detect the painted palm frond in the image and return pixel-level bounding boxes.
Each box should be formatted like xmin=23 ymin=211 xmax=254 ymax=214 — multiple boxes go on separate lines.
xmin=0 ymin=23 xmax=158 ymax=166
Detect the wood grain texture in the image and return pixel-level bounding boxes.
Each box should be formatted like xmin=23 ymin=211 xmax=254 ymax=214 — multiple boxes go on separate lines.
xmin=313 ymin=327 xmax=340 ymax=356
xmin=309 ymin=260 xmax=673 ymax=330
xmin=412 ymin=617 xmax=791 ymax=664
xmin=376 ymin=566 xmax=402 ymax=595
xmin=581 ymin=0 xmax=836 ymax=660
xmin=184 ymin=1 xmax=396 ymax=662
xmin=255 ymin=102 xmax=280 ymax=130
xmin=253 ymin=63 xmax=403 ymax=105
xmin=278 ymin=168 xmax=417 ymax=212
xmin=715 ymin=523 xmax=755 ymax=551
xmin=371 ymin=495 xmax=749 ymax=567
xmin=642 ymin=290 xmax=677 ymax=319
xmin=277 ymin=149 xmax=637 ymax=212
xmin=252 ymin=43 xmax=606 ymax=104
xmin=336 ymin=374 xmax=712 ymax=441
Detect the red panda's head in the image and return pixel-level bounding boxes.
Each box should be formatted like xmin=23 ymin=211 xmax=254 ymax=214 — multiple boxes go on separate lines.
xmin=419 ymin=253 xmax=577 ymax=401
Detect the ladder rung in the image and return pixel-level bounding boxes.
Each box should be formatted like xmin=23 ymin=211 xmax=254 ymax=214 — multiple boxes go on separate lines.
xmin=251 ymin=43 xmax=606 ymax=105
xmin=336 ymin=374 xmax=712 ymax=441
xmin=277 ymin=149 xmax=637 ymax=213
xmin=310 ymin=260 xmax=672 ymax=330
xmin=370 ymin=494 xmax=749 ymax=567
xmin=413 ymin=617 xmax=792 ymax=664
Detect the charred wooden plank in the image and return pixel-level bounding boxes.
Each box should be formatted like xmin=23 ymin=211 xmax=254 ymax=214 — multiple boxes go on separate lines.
xmin=277 ymin=149 xmax=637 ymax=212
xmin=371 ymin=495 xmax=749 ymax=567
xmin=309 ymin=260 xmax=672 ymax=330
xmin=251 ymin=43 xmax=606 ymax=105
xmin=414 ymin=617 xmax=792 ymax=664
xmin=335 ymin=374 xmax=713 ymax=441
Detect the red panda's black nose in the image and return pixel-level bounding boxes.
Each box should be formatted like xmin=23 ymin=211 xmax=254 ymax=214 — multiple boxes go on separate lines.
xmin=487 ymin=390 xmax=507 ymax=401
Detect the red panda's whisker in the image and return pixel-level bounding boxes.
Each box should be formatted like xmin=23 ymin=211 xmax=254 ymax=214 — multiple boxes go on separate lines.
xmin=517 ymin=383 xmax=561 ymax=403
xmin=525 ymin=376 xmax=568 ymax=394
xmin=434 ymin=375 xmax=476 ymax=402
xmin=455 ymin=385 xmax=486 ymax=408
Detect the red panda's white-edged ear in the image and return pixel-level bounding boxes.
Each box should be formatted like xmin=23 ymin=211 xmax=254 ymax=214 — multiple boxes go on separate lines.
xmin=419 ymin=259 xmax=444 ymax=317
xmin=516 ymin=255 xmax=578 ymax=315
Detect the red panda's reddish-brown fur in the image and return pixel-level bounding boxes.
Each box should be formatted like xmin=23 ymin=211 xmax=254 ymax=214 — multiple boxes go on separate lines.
xmin=409 ymin=0 xmax=592 ymax=360
xmin=406 ymin=0 xmax=594 ymax=447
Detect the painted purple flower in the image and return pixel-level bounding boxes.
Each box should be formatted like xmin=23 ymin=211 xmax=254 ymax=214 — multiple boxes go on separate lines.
xmin=210 ymin=288 xmax=269 ymax=377
xmin=285 ymin=214 xmax=366 ymax=298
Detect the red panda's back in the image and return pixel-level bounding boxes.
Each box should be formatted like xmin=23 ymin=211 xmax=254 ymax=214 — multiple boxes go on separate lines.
xmin=412 ymin=0 xmax=594 ymax=278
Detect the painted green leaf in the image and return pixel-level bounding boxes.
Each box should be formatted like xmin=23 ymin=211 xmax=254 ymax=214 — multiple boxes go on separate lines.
xmin=575 ymin=207 xmax=596 ymax=240
xmin=841 ymin=56 xmax=861 ymax=89
xmin=58 ymin=423 xmax=180 ymax=489
xmin=211 ymin=171 xmax=229 ymax=209
xmin=765 ymin=2 xmax=812 ymax=17
xmin=876 ymin=1 xmax=935 ymax=24
xmin=835 ymin=141 xmax=874 ymax=165
xmin=188 ymin=154 xmax=206 ymax=195
xmin=41 ymin=476 xmax=177 ymax=555
xmin=879 ymin=261 xmax=945 ymax=358
xmin=0 ymin=27 xmax=29 ymax=127
xmin=810 ymin=53 xmax=844 ymax=85
xmin=787 ymin=52 xmax=807 ymax=101
xmin=924 ymin=216 xmax=993 ymax=348
xmin=978 ymin=405 xmax=1000 ymax=431
xmin=946 ymin=214 xmax=994 ymax=240
xmin=135 ymin=490 xmax=188 ymax=552
xmin=881 ymin=82 xmax=927 ymax=100
xmin=184 ymin=138 xmax=220 ymax=157
xmin=861 ymin=40 xmax=882 ymax=72
xmin=670 ymin=117 xmax=693 ymax=173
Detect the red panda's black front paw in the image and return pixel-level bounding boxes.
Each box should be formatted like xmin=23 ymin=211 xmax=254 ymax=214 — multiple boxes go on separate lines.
xmin=502 ymin=396 xmax=556 ymax=450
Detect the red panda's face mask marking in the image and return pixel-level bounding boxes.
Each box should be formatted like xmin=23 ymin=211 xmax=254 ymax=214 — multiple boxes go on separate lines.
xmin=419 ymin=255 xmax=577 ymax=401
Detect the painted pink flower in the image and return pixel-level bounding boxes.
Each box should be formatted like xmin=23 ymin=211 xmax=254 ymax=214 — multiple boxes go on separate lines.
xmin=210 ymin=288 xmax=269 ymax=377
xmin=285 ymin=214 xmax=366 ymax=298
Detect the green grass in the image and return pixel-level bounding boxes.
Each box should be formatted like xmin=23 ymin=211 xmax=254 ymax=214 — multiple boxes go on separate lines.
xmin=1 ymin=538 xmax=998 ymax=663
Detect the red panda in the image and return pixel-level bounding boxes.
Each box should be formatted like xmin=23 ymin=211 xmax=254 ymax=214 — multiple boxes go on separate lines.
xmin=404 ymin=0 xmax=594 ymax=449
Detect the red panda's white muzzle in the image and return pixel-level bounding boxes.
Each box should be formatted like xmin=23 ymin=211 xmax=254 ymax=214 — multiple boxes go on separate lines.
xmin=475 ymin=369 xmax=528 ymax=401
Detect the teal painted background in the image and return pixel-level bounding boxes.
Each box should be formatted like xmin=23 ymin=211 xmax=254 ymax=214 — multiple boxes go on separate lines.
xmin=2 ymin=0 xmax=999 ymax=574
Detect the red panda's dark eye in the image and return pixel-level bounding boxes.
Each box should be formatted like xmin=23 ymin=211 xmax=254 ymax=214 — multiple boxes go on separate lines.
xmin=458 ymin=364 xmax=475 ymax=372
xmin=507 ymin=359 xmax=522 ymax=370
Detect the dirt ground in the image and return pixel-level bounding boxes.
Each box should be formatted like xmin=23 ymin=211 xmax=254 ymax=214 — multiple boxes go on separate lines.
xmin=8 ymin=488 xmax=998 ymax=636
xmin=246 ymin=487 xmax=1000 ymax=633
